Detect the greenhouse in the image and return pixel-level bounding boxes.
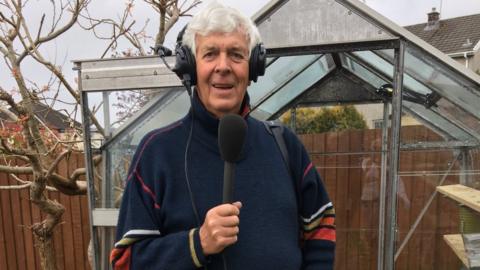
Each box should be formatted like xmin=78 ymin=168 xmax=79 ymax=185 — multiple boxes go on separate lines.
xmin=75 ymin=0 xmax=480 ymax=269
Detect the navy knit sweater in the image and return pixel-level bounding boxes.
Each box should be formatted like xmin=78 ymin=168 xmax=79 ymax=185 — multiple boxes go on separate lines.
xmin=111 ymin=93 xmax=335 ymax=270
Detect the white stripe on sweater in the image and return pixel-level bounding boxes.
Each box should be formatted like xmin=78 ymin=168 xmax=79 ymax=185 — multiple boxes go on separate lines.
xmin=301 ymin=202 xmax=333 ymax=223
xmin=123 ymin=229 xmax=161 ymax=238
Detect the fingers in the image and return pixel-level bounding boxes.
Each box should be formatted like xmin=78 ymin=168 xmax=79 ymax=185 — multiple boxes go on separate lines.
xmin=199 ymin=202 xmax=242 ymax=256
xmin=206 ymin=215 xmax=239 ymax=229
xmin=216 ymin=202 xmax=242 ymax=217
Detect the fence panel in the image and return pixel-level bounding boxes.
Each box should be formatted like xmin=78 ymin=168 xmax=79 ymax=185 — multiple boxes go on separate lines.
xmin=0 ymin=155 xmax=91 ymax=270
xmin=0 ymin=127 xmax=466 ymax=270
xmin=299 ymin=126 xmax=461 ymax=270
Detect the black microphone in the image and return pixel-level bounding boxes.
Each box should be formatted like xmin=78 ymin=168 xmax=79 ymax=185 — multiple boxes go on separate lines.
xmin=218 ymin=114 xmax=247 ymax=203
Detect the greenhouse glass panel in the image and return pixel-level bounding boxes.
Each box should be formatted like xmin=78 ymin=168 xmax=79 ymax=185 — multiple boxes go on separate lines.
xmin=352 ymin=50 xmax=432 ymax=95
xmin=377 ymin=46 xmax=480 ymax=120
xmin=396 ymin=105 xmax=480 ymax=270
xmin=253 ymin=54 xmax=334 ymax=118
xmin=85 ymin=88 xmax=188 ymax=208
xmin=248 ymin=54 xmax=323 ymax=106
xmin=433 ymin=98 xmax=480 ymax=141
xmin=402 ymin=101 xmax=473 ymax=142
xmin=341 ymin=54 xmax=388 ymax=89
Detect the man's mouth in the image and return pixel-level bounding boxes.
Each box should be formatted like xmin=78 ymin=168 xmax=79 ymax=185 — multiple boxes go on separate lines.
xmin=212 ymin=83 xmax=234 ymax=89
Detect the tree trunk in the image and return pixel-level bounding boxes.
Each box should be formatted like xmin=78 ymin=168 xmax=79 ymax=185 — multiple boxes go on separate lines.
xmin=34 ymin=233 xmax=58 ymax=270
xmin=31 ymin=180 xmax=65 ymax=270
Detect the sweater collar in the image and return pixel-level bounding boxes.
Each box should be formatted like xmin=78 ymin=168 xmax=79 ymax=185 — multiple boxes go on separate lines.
xmin=191 ymin=89 xmax=251 ymax=136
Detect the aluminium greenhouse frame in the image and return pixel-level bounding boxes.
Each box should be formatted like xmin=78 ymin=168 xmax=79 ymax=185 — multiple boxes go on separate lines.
xmin=77 ymin=0 xmax=480 ymax=269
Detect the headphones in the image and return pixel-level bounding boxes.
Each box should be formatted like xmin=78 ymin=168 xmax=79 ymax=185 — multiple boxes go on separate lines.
xmin=172 ymin=25 xmax=267 ymax=88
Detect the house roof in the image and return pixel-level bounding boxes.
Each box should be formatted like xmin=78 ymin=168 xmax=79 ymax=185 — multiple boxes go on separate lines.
xmin=0 ymin=102 xmax=81 ymax=131
xmin=404 ymin=13 xmax=480 ymax=55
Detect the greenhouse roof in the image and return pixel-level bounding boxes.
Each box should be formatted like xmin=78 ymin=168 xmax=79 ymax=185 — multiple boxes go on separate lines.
xmin=75 ymin=0 xmax=480 ymax=147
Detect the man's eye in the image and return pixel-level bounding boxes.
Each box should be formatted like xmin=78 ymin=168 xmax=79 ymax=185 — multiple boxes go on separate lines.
xmin=203 ymin=52 xmax=215 ymax=59
xmin=231 ymin=52 xmax=246 ymax=61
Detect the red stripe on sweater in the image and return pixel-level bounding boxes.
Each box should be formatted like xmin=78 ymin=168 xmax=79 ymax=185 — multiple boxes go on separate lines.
xmin=135 ymin=170 xmax=161 ymax=209
xmin=126 ymin=122 xmax=182 ymax=182
xmin=319 ymin=216 xmax=335 ymax=226
xmin=110 ymin=246 xmax=132 ymax=270
xmin=304 ymin=227 xmax=336 ymax=242
xmin=302 ymin=162 xmax=313 ymax=180
xmin=240 ymin=103 xmax=251 ymax=117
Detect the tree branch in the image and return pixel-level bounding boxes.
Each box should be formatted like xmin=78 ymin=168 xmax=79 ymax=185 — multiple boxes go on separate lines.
xmin=0 ymin=183 xmax=31 ymax=189
xmin=0 ymin=105 xmax=19 ymax=121
xmin=0 ymin=173 xmax=57 ymax=191
xmin=69 ymin=155 xmax=101 ymax=182
xmin=0 ymin=164 xmax=33 ymax=174
xmin=21 ymin=47 xmax=105 ymax=135
xmin=46 ymin=149 xmax=69 ymax=178
xmin=17 ymin=0 xmax=88 ymax=64
xmin=0 ymin=86 xmax=27 ymax=116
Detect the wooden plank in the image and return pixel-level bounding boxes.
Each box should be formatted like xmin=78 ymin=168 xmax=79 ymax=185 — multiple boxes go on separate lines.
xmin=369 ymin=129 xmax=382 ymax=270
xmin=324 ymin=132 xmax=337 ymax=208
xmin=59 ymin=192 xmax=76 ymax=270
xmin=313 ymin=133 xmax=326 ymax=181
xmin=80 ymin=195 xmax=92 ymax=270
xmin=407 ymin=126 xmax=428 ymax=270
xmin=19 ymin=176 xmax=36 ymax=270
xmin=359 ymin=129 xmax=376 ymax=270
xmin=436 ymin=184 xmax=480 ymax=213
xmin=8 ymin=166 xmax=27 ymax=270
xmin=443 ymin=234 xmax=468 ymax=267
xmin=76 ymin=154 xmax=92 ymax=270
xmin=67 ymin=155 xmax=87 ymax=270
xmin=50 ymin=189 xmax=65 ymax=270
xmin=419 ymin=129 xmax=441 ymax=270
xmin=71 ymin=195 xmax=86 ymax=270
xmin=334 ymin=130 xmax=350 ymax=270
xmin=29 ymin=176 xmax=43 ymax=270
xmin=299 ymin=133 xmax=313 ymax=152
xmin=0 ymin=182 xmax=9 ymax=270
xmin=0 ymin=169 xmax=18 ymax=270
xmin=346 ymin=130 xmax=363 ymax=270
xmin=395 ymin=126 xmax=415 ymax=270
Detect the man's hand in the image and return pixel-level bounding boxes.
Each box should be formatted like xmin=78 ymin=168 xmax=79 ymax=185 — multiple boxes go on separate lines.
xmin=199 ymin=201 xmax=242 ymax=255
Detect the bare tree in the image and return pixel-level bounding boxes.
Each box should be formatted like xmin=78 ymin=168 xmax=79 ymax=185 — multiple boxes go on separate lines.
xmin=0 ymin=0 xmax=200 ymax=269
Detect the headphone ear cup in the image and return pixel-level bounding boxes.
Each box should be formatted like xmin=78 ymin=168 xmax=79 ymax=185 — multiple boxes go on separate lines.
xmin=249 ymin=43 xmax=266 ymax=83
xmin=173 ymin=45 xmax=197 ymax=86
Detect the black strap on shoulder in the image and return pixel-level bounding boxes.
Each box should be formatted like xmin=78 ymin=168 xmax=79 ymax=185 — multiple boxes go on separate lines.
xmin=263 ymin=121 xmax=303 ymax=246
xmin=263 ymin=121 xmax=291 ymax=175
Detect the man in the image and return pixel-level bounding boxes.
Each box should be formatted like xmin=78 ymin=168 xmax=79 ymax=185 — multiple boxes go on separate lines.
xmin=111 ymin=2 xmax=335 ymax=269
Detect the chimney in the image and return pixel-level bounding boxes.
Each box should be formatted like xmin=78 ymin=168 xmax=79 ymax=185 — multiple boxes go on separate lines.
xmin=428 ymin=7 xmax=440 ymax=23
xmin=424 ymin=7 xmax=440 ymax=31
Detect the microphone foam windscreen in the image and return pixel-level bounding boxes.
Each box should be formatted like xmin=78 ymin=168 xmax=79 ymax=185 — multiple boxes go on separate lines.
xmin=218 ymin=114 xmax=247 ymax=162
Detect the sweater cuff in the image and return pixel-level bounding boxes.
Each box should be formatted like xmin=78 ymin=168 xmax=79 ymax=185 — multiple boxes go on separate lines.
xmin=188 ymin=228 xmax=207 ymax=268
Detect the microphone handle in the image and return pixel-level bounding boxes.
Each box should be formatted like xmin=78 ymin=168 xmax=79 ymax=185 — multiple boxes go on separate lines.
xmin=223 ymin=161 xmax=235 ymax=203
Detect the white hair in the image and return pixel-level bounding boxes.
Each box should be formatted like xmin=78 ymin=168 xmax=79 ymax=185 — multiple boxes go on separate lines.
xmin=182 ymin=1 xmax=261 ymax=57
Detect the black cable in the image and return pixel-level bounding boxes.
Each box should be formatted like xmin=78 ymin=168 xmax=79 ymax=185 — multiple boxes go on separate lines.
xmin=183 ymin=82 xmax=201 ymax=226
xmin=182 ymin=83 xmax=217 ymax=270
xmin=159 ymin=52 xmax=174 ymax=71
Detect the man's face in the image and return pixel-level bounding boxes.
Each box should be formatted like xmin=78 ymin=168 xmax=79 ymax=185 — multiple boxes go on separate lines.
xmin=195 ymin=30 xmax=250 ymax=118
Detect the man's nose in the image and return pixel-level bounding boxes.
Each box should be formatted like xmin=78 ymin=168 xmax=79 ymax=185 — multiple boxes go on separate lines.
xmin=214 ymin=53 xmax=231 ymax=74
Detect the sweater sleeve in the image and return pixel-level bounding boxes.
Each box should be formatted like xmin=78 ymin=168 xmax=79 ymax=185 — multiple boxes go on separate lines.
xmin=300 ymin=155 xmax=336 ymax=270
xmin=284 ymin=129 xmax=336 ymax=270
xmin=110 ymin=132 xmax=207 ymax=270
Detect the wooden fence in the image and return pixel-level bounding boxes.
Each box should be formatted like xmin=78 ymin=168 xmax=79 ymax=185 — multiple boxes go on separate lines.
xmin=0 ymin=154 xmax=91 ymax=270
xmin=1 ymin=126 xmax=477 ymax=269
xmin=299 ymin=125 xmax=474 ymax=270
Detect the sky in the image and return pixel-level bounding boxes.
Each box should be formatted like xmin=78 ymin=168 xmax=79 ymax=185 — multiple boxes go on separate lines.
xmin=1 ymin=0 xmax=480 ymax=121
